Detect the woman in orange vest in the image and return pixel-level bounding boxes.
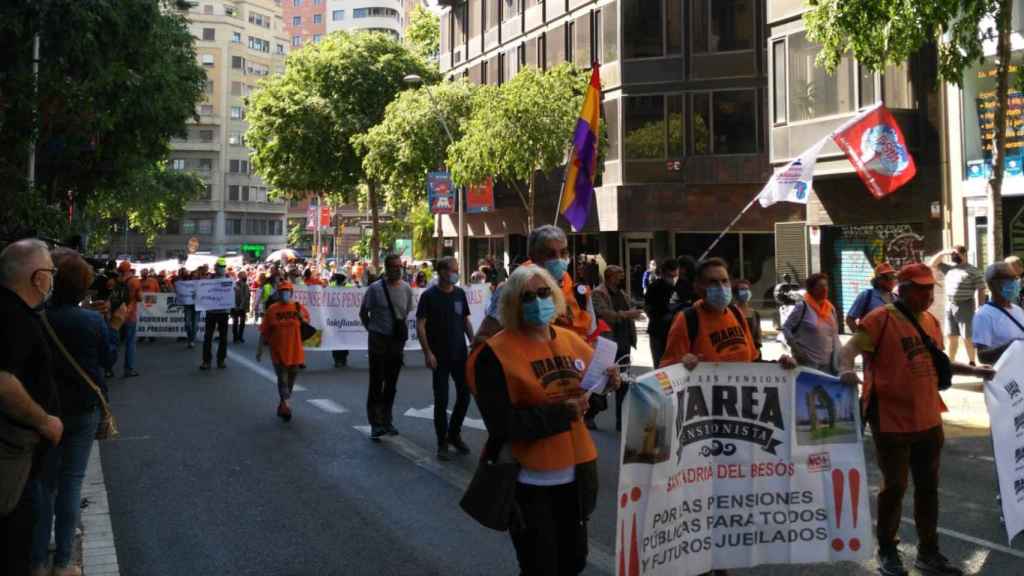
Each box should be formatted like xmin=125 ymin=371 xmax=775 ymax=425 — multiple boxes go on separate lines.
xmin=468 ymin=264 xmax=620 ymax=576
xmin=256 ymin=281 xmax=310 ymax=421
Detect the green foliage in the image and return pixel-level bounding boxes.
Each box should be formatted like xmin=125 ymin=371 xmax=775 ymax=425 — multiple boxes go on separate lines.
xmin=405 ymin=4 xmax=440 ymax=62
xmin=624 ymin=113 xmax=683 ymax=159
xmin=288 ymin=223 xmax=310 ymax=248
xmin=409 ymin=201 xmax=435 ymax=259
xmin=246 ymin=32 xmax=436 ymax=201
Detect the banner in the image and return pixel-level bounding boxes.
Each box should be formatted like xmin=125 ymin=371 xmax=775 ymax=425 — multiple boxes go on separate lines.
xmin=466 ymin=177 xmax=495 ymax=214
xmin=986 ymin=340 xmax=1024 ymax=544
xmin=184 ymin=254 xmax=243 ymax=270
xmin=427 ymin=171 xmax=456 ymax=215
xmin=137 ymin=293 xmax=206 ymax=338
xmin=195 ymin=279 xmax=235 ymax=312
xmin=758 ymin=138 xmax=827 ymax=208
xmin=832 ymin=103 xmax=917 ymax=199
xmin=617 ymin=363 xmax=871 ymax=575
xmin=175 ymin=280 xmax=197 ymax=306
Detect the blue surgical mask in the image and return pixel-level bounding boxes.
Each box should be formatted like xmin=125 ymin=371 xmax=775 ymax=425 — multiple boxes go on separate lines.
xmin=543 ymin=258 xmax=569 ymax=282
xmin=1001 ymin=279 xmax=1022 ymax=302
xmin=280 ymin=291 xmax=292 ymax=303
xmin=448 ymin=272 xmax=459 ymax=285
xmin=736 ymin=289 xmax=752 ymax=304
xmin=705 ymin=285 xmax=732 ymax=310
xmin=522 ymin=296 xmax=556 ymax=326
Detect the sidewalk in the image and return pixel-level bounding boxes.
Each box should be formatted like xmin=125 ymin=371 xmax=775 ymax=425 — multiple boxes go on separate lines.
xmin=80 ymin=441 xmax=120 ymax=575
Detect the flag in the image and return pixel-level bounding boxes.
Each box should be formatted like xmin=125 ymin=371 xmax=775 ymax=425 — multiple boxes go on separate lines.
xmin=559 ymin=66 xmax=601 ymax=232
xmin=758 ymin=137 xmax=827 ymax=208
xmin=832 ymin=103 xmax=916 ymax=198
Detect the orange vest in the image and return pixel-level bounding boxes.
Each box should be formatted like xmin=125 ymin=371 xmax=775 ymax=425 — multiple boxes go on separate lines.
xmin=468 ymin=326 xmax=598 ymax=471
xmin=660 ymin=301 xmax=757 ymax=367
xmin=260 ymin=302 xmax=309 ymax=366
xmin=860 ymin=304 xmax=948 ymax=433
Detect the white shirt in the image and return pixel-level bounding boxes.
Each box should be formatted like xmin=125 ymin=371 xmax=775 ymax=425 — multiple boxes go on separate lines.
xmin=971 ymin=302 xmax=1024 ymax=349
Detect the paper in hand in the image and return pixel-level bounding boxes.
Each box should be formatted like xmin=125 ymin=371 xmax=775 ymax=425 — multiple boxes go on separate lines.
xmin=580 ymin=336 xmax=618 ymax=394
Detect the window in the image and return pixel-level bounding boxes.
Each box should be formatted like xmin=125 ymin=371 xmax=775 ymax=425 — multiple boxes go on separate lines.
xmin=332 ymin=9 xmax=344 ymax=20
xmin=231 ymin=81 xmax=242 ymax=95
xmin=230 ymin=106 xmax=245 ymax=119
xmin=229 ymin=159 xmax=249 ymax=173
xmin=249 ymin=36 xmax=270 ymax=52
xmin=693 ymin=0 xmax=754 ymax=53
xmin=353 ymin=7 xmax=400 ymax=19
xmin=199 ymin=130 xmax=214 ymax=143
xmin=292 ymin=35 xmax=301 ymax=47
xmin=314 ymin=0 xmax=321 ymax=4
xmin=202 ymin=28 xmax=215 ymax=41
xmin=203 ymin=79 xmax=214 ymax=94
xmin=203 ymin=4 xmax=213 ymax=15
xmin=165 ymin=220 xmax=180 ymax=234
xmin=228 ymin=132 xmax=244 ymax=146
xmin=573 ymin=14 xmax=589 ymax=68
xmin=201 ymin=54 xmax=215 ymax=67
xmin=713 ymin=91 xmax=756 ymax=154
xmin=171 ymin=159 xmax=186 ymax=171
xmin=624 ymin=95 xmax=665 ymax=159
xmin=228 ymin=185 xmax=239 ymax=201
xmin=486 ymin=0 xmax=499 ymax=29
xmin=692 ymin=93 xmax=711 ymax=154
xmin=772 ymin=40 xmax=786 ymax=124
xmin=666 ymin=0 xmax=682 ymax=55
xmin=197 ymin=158 xmax=212 ymax=171
xmin=198 ymin=219 xmax=213 ymax=235
xmin=241 ymin=185 xmax=250 ymax=201
xmin=566 ymin=21 xmax=574 ymax=64
xmin=313 ymin=34 xmax=321 ymax=43
xmin=293 ymin=0 xmax=301 ymax=6
xmin=313 ymin=13 xmax=322 ymax=24
xmin=883 ymin=62 xmax=914 ymax=109
xmin=667 ymin=95 xmax=684 ymax=156
xmin=502 ymin=0 xmax=520 ymax=21
xmin=623 ymin=0 xmax=661 ymax=59
xmin=293 ymin=16 xmax=301 ymax=26
xmin=232 ymin=56 xmax=245 ymax=69
xmin=199 ymin=104 xmax=214 ymax=115
xmin=241 ymin=160 xmax=249 ymax=173
xmin=603 ymin=98 xmax=619 ymax=161
xmin=602 ymin=3 xmax=617 ymax=63
xmin=182 ymin=220 xmax=196 ymax=235
xmin=787 ymin=33 xmax=855 ymax=121
xmin=231 ymin=31 xmax=241 ymax=43
xmin=226 ymin=218 xmax=243 ymax=235
xmin=858 ymin=64 xmax=876 ymax=108
xmin=248 ymin=12 xmax=271 ymax=28
xmin=276 ymin=44 xmax=285 ymax=55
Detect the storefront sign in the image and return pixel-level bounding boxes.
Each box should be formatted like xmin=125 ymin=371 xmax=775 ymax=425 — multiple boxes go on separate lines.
xmin=963 ymin=56 xmax=1024 ymax=179
xmin=466 ymin=177 xmax=494 ymax=214
xmin=427 ymin=171 xmax=456 ymax=214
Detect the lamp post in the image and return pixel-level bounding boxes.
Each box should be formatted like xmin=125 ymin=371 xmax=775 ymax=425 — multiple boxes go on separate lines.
xmin=403 ymin=74 xmax=464 ymax=276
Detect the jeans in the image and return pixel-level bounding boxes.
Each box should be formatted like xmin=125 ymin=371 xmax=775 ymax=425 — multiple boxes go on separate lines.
xmin=510 ymin=481 xmax=588 ymax=576
xmin=331 ymin=350 xmax=349 ymax=366
xmin=274 ymin=364 xmax=299 ymax=401
xmin=367 ymin=351 xmax=403 ymax=428
xmin=203 ymin=312 xmax=229 ymax=365
xmin=31 ymin=407 xmax=101 ymax=568
xmin=231 ymin=310 xmax=246 ymax=342
xmin=183 ymin=305 xmax=197 ymax=342
xmin=432 ymin=360 xmax=471 ymax=445
xmin=121 ymin=322 xmax=138 ymax=372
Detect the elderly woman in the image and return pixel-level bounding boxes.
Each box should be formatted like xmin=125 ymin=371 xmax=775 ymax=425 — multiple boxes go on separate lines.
xmin=782 ymin=272 xmax=841 ymax=374
xmin=468 ymin=264 xmax=620 ymax=576
xmin=32 ymin=251 xmax=126 ymax=576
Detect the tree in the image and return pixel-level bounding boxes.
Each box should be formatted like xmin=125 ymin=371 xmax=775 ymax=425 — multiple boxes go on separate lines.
xmin=404 ymin=4 xmax=440 ymax=63
xmin=448 ymin=64 xmax=596 ymax=229
xmin=805 ymin=0 xmax=1014 ymax=260
xmin=0 ymin=0 xmax=206 ymax=239
xmin=246 ymin=32 xmax=434 ymax=265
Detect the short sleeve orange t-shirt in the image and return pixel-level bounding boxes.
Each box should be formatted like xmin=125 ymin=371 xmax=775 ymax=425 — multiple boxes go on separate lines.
xmin=659 ymin=301 xmax=757 ymax=367
xmin=856 ymin=304 xmax=947 ymax=433
xmin=260 ymin=302 xmax=310 ymax=366
xmin=140 ymin=278 xmax=160 ymax=293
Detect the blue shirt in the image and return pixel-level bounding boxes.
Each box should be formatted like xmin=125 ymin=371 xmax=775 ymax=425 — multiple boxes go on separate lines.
xmin=847 ymin=288 xmax=890 ymax=320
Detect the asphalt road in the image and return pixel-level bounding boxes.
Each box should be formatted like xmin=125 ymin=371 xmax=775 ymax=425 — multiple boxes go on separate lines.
xmin=98 ymin=329 xmax=1024 ymax=576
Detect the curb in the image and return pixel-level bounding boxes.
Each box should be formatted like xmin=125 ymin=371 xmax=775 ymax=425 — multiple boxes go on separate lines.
xmin=80 ymin=441 xmax=120 ymax=576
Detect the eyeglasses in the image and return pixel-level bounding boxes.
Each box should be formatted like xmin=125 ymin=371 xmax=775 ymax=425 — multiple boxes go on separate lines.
xmin=33 ymin=267 xmax=58 ymax=278
xmin=520 ymin=286 xmax=552 ymax=303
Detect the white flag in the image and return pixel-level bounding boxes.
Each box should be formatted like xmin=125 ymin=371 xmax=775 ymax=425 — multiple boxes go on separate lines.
xmin=758 ymin=137 xmax=828 ymax=207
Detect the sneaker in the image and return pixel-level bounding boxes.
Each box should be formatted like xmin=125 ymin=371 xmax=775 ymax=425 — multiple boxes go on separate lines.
xmin=199 ymin=363 xmax=210 ymax=371
xmin=277 ymin=401 xmax=292 ymax=422
xmin=437 ymin=444 xmax=451 ymax=461
xmin=123 ymin=370 xmax=140 ymax=378
xmin=386 ymin=425 xmax=400 ymax=436
xmin=878 ymin=549 xmax=908 ymax=576
xmin=915 ymin=553 xmax=963 ymax=576
xmin=370 ymin=426 xmax=386 ymax=441
xmin=448 ymin=435 xmax=471 ymax=455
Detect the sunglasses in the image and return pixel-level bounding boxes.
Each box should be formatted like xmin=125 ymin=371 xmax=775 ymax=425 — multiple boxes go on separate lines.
xmin=521 ymin=286 xmax=553 ymax=303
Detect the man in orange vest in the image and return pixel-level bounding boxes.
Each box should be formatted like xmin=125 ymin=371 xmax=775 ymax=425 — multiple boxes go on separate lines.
xmin=139 ymin=269 xmax=160 ymax=342
xmin=839 ymin=263 xmax=993 ymax=576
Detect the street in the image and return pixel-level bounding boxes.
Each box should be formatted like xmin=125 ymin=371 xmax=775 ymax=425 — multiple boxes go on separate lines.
xmin=93 ymin=329 xmax=1024 ymax=576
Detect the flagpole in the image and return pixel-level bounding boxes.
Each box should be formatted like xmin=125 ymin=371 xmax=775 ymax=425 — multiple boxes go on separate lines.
xmin=553 ymin=142 xmax=575 ymax=226
xmin=698 ymin=191 xmax=763 ymax=262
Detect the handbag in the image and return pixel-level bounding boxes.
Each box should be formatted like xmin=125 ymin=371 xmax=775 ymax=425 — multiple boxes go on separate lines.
xmin=296 ymin=303 xmax=316 ymax=341
xmin=380 ymin=279 xmax=409 ymax=342
xmin=0 ymin=417 xmax=40 ymax=515
xmin=41 ymin=314 xmax=119 ymax=440
xmin=893 ymin=302 xmax=954 ymax=391
xmin=460 ymin=438 xmax=521 ymax=532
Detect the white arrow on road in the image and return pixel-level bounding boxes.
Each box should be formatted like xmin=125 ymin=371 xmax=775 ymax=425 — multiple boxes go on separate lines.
xmin=403 ymin=405 xmax=487 ymax=431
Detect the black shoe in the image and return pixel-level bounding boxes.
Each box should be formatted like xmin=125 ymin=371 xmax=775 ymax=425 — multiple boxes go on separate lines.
xmin=104 ymin=370 xmax=115 ymax=378
xmin=123 ymin=370 xmax=140 ymax=378
xmin=199 ymin=363 xmax=210 ymax=371
xmin=878 ymin=549 xmax=908 ymax=576
xmin=437 ymin=444 xmax=451 ymax=461
xmin=914 ymin=553 xmax=963 ymax=576
xmin=584 ymin=417 xmax=597 ymax=430
xmin=217 ymin=361 xmax=226 ymax=369
xmin=370 ymin=426 xmax=386 ymax=441
xmin=386 ymin=425 xmax=399 ymax=436
xmin=239 ymin=338 xmax=246 ymax=344
xmin=447 ymin=435 xmax=471 ymax=455
xmin=187 ymin=342 xmax=194 ymax=349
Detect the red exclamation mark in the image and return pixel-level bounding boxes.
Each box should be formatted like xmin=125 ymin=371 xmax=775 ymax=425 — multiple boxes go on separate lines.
xmin=619 ymin=493 xmax=628 ymax=576
xmin=629 ymin=513 xmax=640 ymax=576
xmin=831 ymin=469 xmax=845 ymax=551
xmin=848 ymin=468 xmax=862 ymax=552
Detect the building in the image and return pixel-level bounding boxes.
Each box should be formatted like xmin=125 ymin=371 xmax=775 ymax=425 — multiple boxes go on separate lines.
xmin=326 ymin=0 xmax=405 ymax=39
xmin=284 ymin=0 xmax=328 ymax=47
xmin=154 ymin=0 xmax=290 ymax=261
xmin=438 ymin=0 xmax=803 ymax=302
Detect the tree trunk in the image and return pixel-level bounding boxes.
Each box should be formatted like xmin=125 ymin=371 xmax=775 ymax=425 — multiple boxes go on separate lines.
xmin=527 ymin=169 xmax=536 ymax=231
xmin=368 ymin=180 xmax=381 ymax=268
xmin=990 ymin=0 xmax=1013 ymax=262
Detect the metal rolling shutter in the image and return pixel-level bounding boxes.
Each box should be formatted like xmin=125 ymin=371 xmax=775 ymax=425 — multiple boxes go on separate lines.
xmin=774 ymin=222 xmax=808 ymax=282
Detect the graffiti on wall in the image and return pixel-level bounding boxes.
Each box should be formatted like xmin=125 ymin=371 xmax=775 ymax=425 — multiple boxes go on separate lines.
xmin=834 ymin=224 xmax=925 ymax=316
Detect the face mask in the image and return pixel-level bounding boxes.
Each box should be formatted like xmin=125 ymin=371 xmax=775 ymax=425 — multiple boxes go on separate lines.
xmin=386 ymin=269 xmax=402 ymax=281
xmin=280 ymin=291 xmax=292 ymax=303
xmin=705 ymin=285 xmax=732 ymax=310
xmin=736 ymin=289 xmax=752 ymax=304
xmin=522 ymin=296 xmax=556 ymax=326
xmin=1001 ymin=279 xmax=1022 ymax=302
xmin=448 ymin=272 xmax=459 ymax=285
xmin=543 ymin=258 xmax=569 ymax=282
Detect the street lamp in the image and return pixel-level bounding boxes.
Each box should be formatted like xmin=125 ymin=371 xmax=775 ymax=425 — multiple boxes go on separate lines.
xmin=403 ymin=74 xmax=464 ymax=277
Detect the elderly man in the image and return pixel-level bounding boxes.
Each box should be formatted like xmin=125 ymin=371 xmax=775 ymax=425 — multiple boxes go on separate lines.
xmin=839 ymin=263 xmax=994 ymax=576
xmin=972 ymin=262 xmax=1024 ymax=365
xmin=587 ymin=265 xmax=643 ymax=431
xmin=0 ymin=239 xmax=64 ymax=573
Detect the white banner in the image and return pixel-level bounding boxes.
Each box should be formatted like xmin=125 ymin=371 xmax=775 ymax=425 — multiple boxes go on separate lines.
xmin=986 ymin=340 xmax=1024 ymax=544
xmin=195 ymin=279 xmax=235 ymax=312
xmin=617 ymin=363 xmax=872 ymax=575
xmin=184 ymin=254 xmax=243 ymax=270
xmin=137 ymin=293 xmax=206 ymax=338
xmin=175 ymin=280 xmax=197 ymax=306
xmin=758 ymin=138 xmax=827 ymax=208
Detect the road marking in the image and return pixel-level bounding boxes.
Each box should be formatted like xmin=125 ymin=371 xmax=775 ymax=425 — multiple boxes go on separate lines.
xmin=403 ymin=405 xmax=487 ymax=431
xmin=308 ymin=398 xmax=348 ymax=414
xmin=900 ymin=517 xmax=1024 ymax=560
xmin=227 ymin=350 xmax=305 ymax=392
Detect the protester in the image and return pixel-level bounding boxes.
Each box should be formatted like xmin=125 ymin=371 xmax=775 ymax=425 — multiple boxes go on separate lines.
xmin=839 ymin=263 xmax=994 ymax=576
xmin=1006 ymin=255 xmax=1024 ymax=307
xmin=111 ymin=261 xmax=142 ymax=377
xmin=359 ymin=254 xmax=413 ymax=439
xmin=231 ymin=270 xmax=250 ymax=344
xmin=587 ymin=265 xmax=642 ymax=431
xmin=256 ymin=281 xmax=309 ymax=421
xmin=672 ymin=254 xmax=698 ymax=309
xmin=0 ymin=239 xmax=64 ymax=574
xmin=643 ymin=258 xmax=680 ymax=367
xmin=469 ymin=270 xmax=487 ymax=284
xmin=972 ymin=262 xmax=1024 ymax=365
xmin=467 ymin=264 xmax=620 ymax=576
xmin=200 ymin=258 xmax=230 ymax=370
xmin=641 ymin=259 xmax=657 ymax=296
xmin=177 ymin=268 xmax=197 ymax=349
xmin=732 ymin=278 xmax=762 ymax=357
xmin=782 ymin=273 xmax=841 ymax=374
xmin=138 ymin=269 xmax=160 ymax=343
xmin=415 ymin=257 xmax=474 ymax=460
xmin=32 ymin=251 xmax=126 ymax=576
xmin=845 ymin=262 xmax=897 ymax=333
xmin=929 ymin=246 xmax=985 ymax=365
xmin=329 ymin=272 xmax=351 ymax=368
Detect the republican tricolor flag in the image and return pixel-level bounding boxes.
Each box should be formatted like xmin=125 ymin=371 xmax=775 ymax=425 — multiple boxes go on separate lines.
xmin=559 ymin=66 xmax=601 ymax=232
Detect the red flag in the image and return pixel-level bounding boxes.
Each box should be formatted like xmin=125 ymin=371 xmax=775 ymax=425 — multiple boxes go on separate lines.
xmin=831 ymin=104 xmax=916 ymax=198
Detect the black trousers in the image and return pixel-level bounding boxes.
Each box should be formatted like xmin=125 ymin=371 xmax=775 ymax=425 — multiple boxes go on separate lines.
xmin=510 ymin=481 xmax=588 ymax=576
xmin=367 ymin=351 xmax=403 ymax=427
xmin=0 ymin=484 xmax=33 ymax=575
xmin=230 ymin=310 xmax=246 ymax=341
xmin=332 ymin=350 xmax=349 ymax=366
xmin=203 ymin=312 xmax=229 ymax=364
xmin=432 ymin=359 xmax=471 ymax=445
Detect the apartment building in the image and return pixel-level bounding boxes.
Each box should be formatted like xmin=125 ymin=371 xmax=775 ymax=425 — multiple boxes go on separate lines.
xmin=326 ymin=0 xmax=406 ymax=39
xmin=284 ymin=0 xmax=328 ymax=47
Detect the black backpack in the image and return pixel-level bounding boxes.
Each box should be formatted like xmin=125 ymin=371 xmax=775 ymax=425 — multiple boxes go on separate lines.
xmin=682 ymin=304 xmax=750 ymax=345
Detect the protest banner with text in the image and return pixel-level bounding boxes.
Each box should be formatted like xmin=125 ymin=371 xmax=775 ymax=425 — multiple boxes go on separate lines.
xmin=986 ymin=340 xmax=1024 ymax=544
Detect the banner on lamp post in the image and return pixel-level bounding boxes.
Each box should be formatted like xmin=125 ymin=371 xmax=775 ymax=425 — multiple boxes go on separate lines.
xmin=427 ymin=171 xmax=455 ymax=215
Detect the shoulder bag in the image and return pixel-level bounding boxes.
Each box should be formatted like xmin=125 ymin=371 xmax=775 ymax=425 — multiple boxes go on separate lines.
xmin=380 ymin=279 xmax=409 ymax=342
xmin=460 ymin=437 xmax=522 ymax=532
xmin=892 ymin=302 xmax=954 ymax=391
xmin=295 ymin=303 xmax=316 ymax=342
xmin=41 ymin=314 xmax=119 ymax=440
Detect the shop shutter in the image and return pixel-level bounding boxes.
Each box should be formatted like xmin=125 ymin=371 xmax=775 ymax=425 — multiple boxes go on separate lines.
xmin=774 ymin=222 xmax=808 ymax=282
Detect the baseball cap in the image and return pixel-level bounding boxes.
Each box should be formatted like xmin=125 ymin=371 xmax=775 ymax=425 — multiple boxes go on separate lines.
xmin=117 ymin=261 xmax=132 ymax=273
xmin=277 ymin=281 xmax=294 ymax=291
xmin=874 ymin=262 xmax=896 ymax=277
xmin=897 ymin=263 xmax=935 ymax=286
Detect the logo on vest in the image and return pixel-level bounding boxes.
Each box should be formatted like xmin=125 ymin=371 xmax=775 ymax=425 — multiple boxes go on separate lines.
xmin=675 ymin=373 xmax=786 ymax=463
xmin=709 ymin=326 xmax=748 ymax=354
xmin=531 ymin=355 xmax=583 ymax=389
